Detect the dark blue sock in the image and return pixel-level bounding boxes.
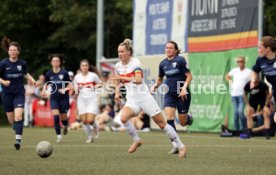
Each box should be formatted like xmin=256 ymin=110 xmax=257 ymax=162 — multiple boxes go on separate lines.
xmin=61 ymin=119 xmax=68 ymax=127
xmin=167 ymin=119 xmax=176 ymax=131
xmin=54 ymin=115 xmax=61 ymax=135
xmin=14 ymin=121 xmax=23 ymax=135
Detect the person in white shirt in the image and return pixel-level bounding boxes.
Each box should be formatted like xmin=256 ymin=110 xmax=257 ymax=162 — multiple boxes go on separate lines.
xmin=226 ymin=56 xmax=251 ymax=130
xmin=111 ymin=39 xmax=186 ymax=158
xmin=73 ymin=59 xmax=101 ymax=143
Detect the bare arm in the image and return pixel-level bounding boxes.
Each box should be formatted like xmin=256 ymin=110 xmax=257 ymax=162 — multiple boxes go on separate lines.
xmin=183 ymin=72 xmax=192 ymax=90
xmin=250 ymin=71 xmax=259 ymax=89
xmin=24 ymin=73 xmax=36 ymax=85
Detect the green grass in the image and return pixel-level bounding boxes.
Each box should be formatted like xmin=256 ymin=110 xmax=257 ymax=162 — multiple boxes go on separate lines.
xmin=1 ymin=128 xmax=276 ymax=175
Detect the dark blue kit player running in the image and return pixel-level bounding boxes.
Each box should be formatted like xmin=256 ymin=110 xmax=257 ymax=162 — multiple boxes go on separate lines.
xmin=42 ymin=54 xmax=71 ymax=143
xmin=151 ymin=41 xmax=193 ymax=155
xmin=0 ymin=37 xmax=36 ymax=150
xmin=251 ymin=36 xmax=276 ymax=124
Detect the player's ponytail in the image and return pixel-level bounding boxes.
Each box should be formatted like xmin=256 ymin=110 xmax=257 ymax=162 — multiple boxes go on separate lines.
xmin=119 ymin=38 xmax=133 ymax=56
xmin=1 ymin=36 xmax=21 ymax=53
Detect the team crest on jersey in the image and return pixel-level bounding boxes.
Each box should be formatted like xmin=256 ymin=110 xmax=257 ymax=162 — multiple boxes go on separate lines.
xmin=273 ymin=62 xmax=276 ymax=68
xmin=17 ymin=65 xmax=22 ymax=71
xmin=172 ymin=62 xmax=177 ymax=68
xmin=59 ymin=74 xmax=64 ymax=80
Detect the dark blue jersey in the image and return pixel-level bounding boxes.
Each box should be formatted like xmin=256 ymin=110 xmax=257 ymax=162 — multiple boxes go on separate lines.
xmin=45 ymin=69 xmax=71 ymax=97
xmin=0 ymin=58 xmax=27 ymax=94
xmin=252 ymin=56 xmax=276 ymax=91
xmin=158 ymin=55 xmax=190 ymax=93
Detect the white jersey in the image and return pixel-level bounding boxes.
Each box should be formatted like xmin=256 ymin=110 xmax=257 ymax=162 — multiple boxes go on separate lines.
xmin=73 ymin=72 xmax=101 ymax=98
xmin=115 ymin=57 xmax=150 ymax=101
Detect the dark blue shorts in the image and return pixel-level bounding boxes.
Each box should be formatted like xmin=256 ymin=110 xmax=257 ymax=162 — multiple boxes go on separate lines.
xmin=2 ymin=93 xmax=25 ymax=112
xmin=164 ymin=92 xmax=191 ymax=114
xmin=50 ymin=95 xmax=69 ymax=114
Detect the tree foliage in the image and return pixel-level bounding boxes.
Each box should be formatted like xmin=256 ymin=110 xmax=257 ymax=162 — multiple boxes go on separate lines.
xmin=0 ymin=0 xmax=133 ymax=76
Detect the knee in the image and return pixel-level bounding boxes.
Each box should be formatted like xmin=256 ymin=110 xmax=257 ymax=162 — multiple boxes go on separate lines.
xmin=121 ymin=116 xmax=128 ymax=124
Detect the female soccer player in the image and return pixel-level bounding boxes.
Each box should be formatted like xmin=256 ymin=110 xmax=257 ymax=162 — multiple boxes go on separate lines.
xmin=151 ymin=41 xmax=193 ymax=154
xmin=111 ymin=39 xmax=186 ymax=158
xmin=251 ymin=36 xmax=276 ymax=123
xmin=73 ymin=59 xmax=101 ymax=143
xmin=42 ymin=54 xmax=71 ymax=143
xmin=0 ymin=37 xmax=36 ymax=150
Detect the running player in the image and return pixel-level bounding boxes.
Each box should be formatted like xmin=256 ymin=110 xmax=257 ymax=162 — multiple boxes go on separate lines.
xmin=42 ymin=54 xmax=71 ymax=143
xmin=112 ymin=39 xmax=186 ymax=158
xmin=251 ymin=36 xmax=276 ymax=123
xmin=151 ymin=41 xmax=193 ymax=154
xmin=73 ymin=59 xmax=101 ymax=143
xmin=0 ymin=37 xmax=36 ymax=150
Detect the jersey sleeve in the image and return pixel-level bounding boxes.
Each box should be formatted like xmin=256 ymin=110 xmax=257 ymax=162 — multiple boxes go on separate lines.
xmin=22 ymin=60 xmax=28 ymax=74
xmin=45 ymin=72 xmax=50 ymax=82
xmin=133 ymin=60 xmax=143 ymax=76
xmin=158 ymin=62 xmax=165 ymax=78
xmin=179 ymin=58 xmax=190 ymax=74
xmin=0 ymin=61 xmax=5 ymax=78
xmin=252 ymin=57 xmax=262 ymax=73
xmin=64 ymin=71 xmax=71 ymax=82
xmin=95 ymin=74 xmax=102 ymax=84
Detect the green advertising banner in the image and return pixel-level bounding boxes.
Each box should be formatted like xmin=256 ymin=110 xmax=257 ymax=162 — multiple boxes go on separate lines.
xmin=188 ymin=47 xmax=257 ymax=132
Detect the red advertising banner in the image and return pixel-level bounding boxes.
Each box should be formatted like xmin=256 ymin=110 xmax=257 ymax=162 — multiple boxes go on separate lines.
xmin=33 ymin=98 xmax=77 ymax=127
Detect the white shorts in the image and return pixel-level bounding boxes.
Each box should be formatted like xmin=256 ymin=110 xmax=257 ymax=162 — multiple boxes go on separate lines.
xmin=125 ymin=94 xmax=161 ymax=117
xmin=77 ymin=96 xmax=99 ymax=115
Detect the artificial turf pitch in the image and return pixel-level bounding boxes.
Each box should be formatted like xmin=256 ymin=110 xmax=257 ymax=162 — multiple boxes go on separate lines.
xmin=0 ymin=127 xmax=276 ymax=175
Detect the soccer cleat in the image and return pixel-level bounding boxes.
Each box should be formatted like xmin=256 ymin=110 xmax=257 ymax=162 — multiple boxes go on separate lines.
xmin=63 ymin=125 xmax=68 ymax=135
xmin=128 ymin=140 xmax=143 ymax=153
xmin=240 ymin=133 xmax=250 ymax=139
xmin=168 ymin=147 xmax=179 ymax=155
xmin=186 ymin=114 xmax=193 ymax=126
xmin=178 ymin=146 xmax=187 ymax=158
xmin=85 ymin=136 xmax=94 ymax=143
xmin=56 ymin=137 xmax=62 ymax=143
xmin=14 ymin=141 xmax=21 ymax=150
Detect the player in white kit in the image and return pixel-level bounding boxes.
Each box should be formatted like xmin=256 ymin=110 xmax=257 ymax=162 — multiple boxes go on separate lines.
xmin=73 ymin=59 xmax=101 ymax=143
xmin=111 ymin=39 xmax=186 ymax=158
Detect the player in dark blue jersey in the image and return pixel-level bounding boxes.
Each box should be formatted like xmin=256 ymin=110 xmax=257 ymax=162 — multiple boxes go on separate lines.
xmin=251 ymin=36 xmax=276 ymax=124
xmin=42 ymin=54 xmax=71 ymax=143
xmin=151 ymin=41 xmax=193 ymax=154
xmin=0 ymin=37 xmax=36 ymax=150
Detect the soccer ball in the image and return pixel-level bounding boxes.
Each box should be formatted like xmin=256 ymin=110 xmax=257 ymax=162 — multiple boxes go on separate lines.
xmin=36 ymin=141 xmax=53 ymax=158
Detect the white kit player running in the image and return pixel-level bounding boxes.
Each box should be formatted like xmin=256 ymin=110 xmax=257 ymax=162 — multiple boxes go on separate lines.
xmin=73 ymin=59 xmax=101 ymax=143
xmin=111 ymin=39 xmax=186 ymax=158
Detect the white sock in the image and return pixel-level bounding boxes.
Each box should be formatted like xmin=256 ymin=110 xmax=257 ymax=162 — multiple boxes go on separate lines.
xmin=93 ymin=121 xmax=99 ymax=136
xmin=57 ymin=135 xmax=62 ymax=139
xmin=15 ymin=135 xmax=22 ymax=140
xmin=172 ymin=141 xmax=178 ymax=148
xmin=164 ymin=124 xmax=184 ymax=149
xmin=123 ymin=120 xmax=140 ymax=142
xmin=84 ymin=124 xmax=92 ymax=137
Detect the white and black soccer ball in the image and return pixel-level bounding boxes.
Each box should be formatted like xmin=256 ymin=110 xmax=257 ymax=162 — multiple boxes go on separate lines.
xmin=36 ymin=141 xmax=53 ymax=158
